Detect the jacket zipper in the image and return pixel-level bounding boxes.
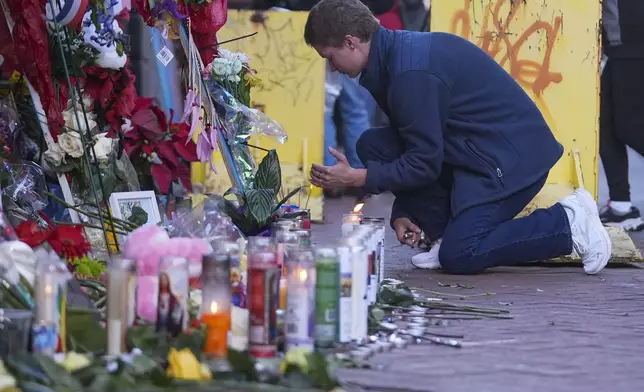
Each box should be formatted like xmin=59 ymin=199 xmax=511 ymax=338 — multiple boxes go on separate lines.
xmin=465 ymin=140 xmax=504 ymax=186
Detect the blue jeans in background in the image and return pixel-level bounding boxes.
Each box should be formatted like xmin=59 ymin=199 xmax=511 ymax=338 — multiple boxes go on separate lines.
xmin=324 ymin=73 xmax=371 ymax=168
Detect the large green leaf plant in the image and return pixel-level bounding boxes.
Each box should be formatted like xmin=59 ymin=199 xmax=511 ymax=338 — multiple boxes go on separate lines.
xmin=217 ymin=149 xmax=301 ymax=236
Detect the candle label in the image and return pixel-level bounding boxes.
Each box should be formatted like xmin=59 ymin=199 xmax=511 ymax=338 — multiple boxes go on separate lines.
xmin=248 ymin=265 xmax=280 ymax=358
xmin=32 ymin=323 xmax=58 ymax=354
xmin=369 ymin=248 xmax=378 ymax=305
xmin=315 ymin=254 xmax=340 ymax=348
xmin=377 ymin=228 xmax=385 ymax=283
xmin=337 ymin=247 xmax=353 ymax=343
xmin=34 ymin=276 xmax=66 ymax=354
xmin=127 ymin=275 xmax=136 ymax=326
xmin=231 ymin=251 xmax=247 ymax=309
xmin=361 ymin=218 xmax=386 ymax=284
xmin=285 ymin=283 xmax=315 ymax=352
xmin=156 ymin=258 xmax=189 ymax=337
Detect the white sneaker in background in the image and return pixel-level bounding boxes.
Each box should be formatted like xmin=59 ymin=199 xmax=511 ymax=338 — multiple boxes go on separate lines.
xmin=411 ymin=238 xmax=442 ymax=270
xmin=559 ymin=189 xmax=612 ymax=274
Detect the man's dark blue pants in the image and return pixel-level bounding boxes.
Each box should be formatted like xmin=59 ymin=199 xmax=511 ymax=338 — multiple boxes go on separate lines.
xmin=356 ymin=127 xmax=574 ymax=274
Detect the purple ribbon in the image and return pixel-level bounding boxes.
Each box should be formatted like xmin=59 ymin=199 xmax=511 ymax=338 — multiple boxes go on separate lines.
xmin=152 ymin=0 xmax=186 ymax=20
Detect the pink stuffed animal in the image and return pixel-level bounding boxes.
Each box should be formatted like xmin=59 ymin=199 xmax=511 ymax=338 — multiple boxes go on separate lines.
xmin=122 ymin=224 xmax=211 ymax=322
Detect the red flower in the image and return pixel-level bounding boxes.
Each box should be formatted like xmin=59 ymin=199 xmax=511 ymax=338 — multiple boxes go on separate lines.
xmin=83 ymin=65 xmax=137 ymax=133
xmin=124 ymin=98 xmax=199 ymax=193
xmin=48 ymin=225 xmax=91 ymax=261
xmin=15 ymin=220 xmax=53 ymax=248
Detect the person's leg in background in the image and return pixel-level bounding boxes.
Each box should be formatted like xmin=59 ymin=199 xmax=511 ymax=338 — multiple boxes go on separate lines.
xmin=599 ymin=58 xmax=644 ymax=231
xmin=356 ymin=126 xmax=451 ymax=269
xmin=323 ymin=64 xmax=344 ymax=198
xmin=336 ymin=74 xmax=371 ymax=169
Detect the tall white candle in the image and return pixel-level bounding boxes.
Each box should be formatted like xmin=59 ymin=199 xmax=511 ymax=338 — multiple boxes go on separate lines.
xmin=36 ymin=273 xmax=55 ymax=324
xmin=336 ymin=246 xmax=353 ymax=343
xmin=346 ymin=237 xmax=368 ymax=340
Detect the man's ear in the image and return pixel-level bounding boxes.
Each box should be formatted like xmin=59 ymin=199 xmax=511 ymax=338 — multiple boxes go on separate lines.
xmin=344 ymin=35 xmax=358 ymax=50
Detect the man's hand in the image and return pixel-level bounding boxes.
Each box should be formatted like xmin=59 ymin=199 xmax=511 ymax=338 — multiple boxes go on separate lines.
xmin=393 ymin=217 xmax=421 ymax=246
xmin=310 ymin=147 xmax=366 ymax=189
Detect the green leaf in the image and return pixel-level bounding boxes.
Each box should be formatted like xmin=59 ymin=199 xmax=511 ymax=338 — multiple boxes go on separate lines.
xmin=377 ymin=282 xmax=415 ymax=307
xmin=5 ymin=353 xmax=51 ymax=385
xmin=281 ymin=365 xmax=314 ymax=388
xmin=71 ymin=360 xmax=110 ymax=387
xmin=33 ymin=353 xmax=84 ymax=390
xmin=66 ymin=307 xmax=106 ymax=353
xmin=171 ymin=328 xmax=205 ymax=359
xmin=17 ymin=380 xmax=55 ymax=392
xmin=227 ymin=349 xmax=259 ymax=382
xmin=126 ymin=325 xmax=171 ymax=363
xmin=272 ymin=186 xmax=303 ymax=213
xmin=254 ymin=149 xmax=281 ymax=196
xmin=51 ymin=161 xmax=77 ymax=173
xmin=127 ymin=206 xmax=149 ymax=226
xmin=246 ymin=189 xmax=276 ymax=225
xmin=305 ymin=352 xmax=340 ymax=390
xmin=223 ymin=187 xmax=243 ymax=198
xmin=129 ymin=354 xmax=162 ymax=375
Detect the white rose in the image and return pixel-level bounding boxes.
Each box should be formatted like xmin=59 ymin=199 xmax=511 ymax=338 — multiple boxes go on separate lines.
xmin=44 ymin=143 xmax=66 ymax=167
xmin=58 ymin=131 xmax=85 ymax=158
xmin=63 ymin=109 xmax=97 ymax=134
xmin=92 ymin=133 xmax=114 ymax=165
xmin=227 ymin=74 xmax=241 ymax=83
xmin=231 ymin=59 xmax=243 ymax=74
xmin=212 ymin=58 xmax=230 ymax=76
xmin=67 ymin=95 xmax=93 ymax=111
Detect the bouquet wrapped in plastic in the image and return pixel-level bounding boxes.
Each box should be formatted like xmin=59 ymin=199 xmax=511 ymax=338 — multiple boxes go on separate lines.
xmin=205 ymin=80 xmax=287 ymax=192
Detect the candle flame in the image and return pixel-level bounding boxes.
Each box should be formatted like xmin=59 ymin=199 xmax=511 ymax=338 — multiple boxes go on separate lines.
xmin=352 ymin=203 xmax=364 ymax=213
xmin=298 ymin=268 xmax=308 ymax=282
xmin=210 ymin=301 xmax=218 ymax=313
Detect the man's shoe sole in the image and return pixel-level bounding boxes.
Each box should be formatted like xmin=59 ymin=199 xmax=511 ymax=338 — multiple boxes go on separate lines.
xmin=605 ymin=218 xmax=644 ymax=232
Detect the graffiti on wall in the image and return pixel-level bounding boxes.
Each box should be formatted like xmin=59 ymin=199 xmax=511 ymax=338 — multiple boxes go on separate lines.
xmin=449 ymin=0 xmax=564 ymax=121
xmin=432 ymin=0 xmax=602 ymax=194
xmin=222 ymin=11 xmax=320 ymax=106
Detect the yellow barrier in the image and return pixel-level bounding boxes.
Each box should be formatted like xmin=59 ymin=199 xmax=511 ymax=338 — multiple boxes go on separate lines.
xmin=205 ymin=11 xmax=326 ymax=220
xmin=431 ymin=0 xmax=602 ymax=206
xmin=431 ymin=1 xmax=641 ymax=261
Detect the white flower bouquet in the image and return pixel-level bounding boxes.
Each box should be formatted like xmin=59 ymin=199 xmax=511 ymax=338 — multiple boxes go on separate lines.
xmin=204 ymin=49 xmax=261 ymax=107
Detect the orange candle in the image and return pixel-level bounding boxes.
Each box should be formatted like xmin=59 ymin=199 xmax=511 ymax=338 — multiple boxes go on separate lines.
xmin=202 ymin=301 xmax=230 ymax=358
xmin=279 ymin=277 xmax=287 ymax=310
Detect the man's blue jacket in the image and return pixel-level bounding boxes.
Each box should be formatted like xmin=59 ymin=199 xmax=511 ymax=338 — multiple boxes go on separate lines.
xmin=359 ymin=27 xmax=563 ymax=217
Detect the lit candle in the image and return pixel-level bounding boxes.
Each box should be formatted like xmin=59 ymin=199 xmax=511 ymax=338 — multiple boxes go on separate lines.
xmin=202 ymin=300 xmax=231 ymax=358
xmin=247 ymin=237 xmax=279 ymax=359
xmin=341 ymin=202 xmax=364 ymax=236
xmin=284 ymin=248 xmax=316 ymax=352
xmin=201 ymin=248 xmax=232 ymax=358
xmin=33 ymin=253 xmax=69 ymax=355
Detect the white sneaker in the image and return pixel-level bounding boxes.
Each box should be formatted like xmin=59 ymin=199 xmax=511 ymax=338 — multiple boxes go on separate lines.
xmin=559 ymin=189 xmax=612 ymax=274
xmin=411 ymin=239 xmax=442 ymax=270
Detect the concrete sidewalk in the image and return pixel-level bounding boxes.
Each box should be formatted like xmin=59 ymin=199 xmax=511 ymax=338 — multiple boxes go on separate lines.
xmin=314 ymin=194 xmax=644 ymax=392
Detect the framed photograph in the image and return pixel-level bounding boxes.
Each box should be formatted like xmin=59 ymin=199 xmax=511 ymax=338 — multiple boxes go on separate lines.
xmin=108 ymin=191 xmax=162 ymax=227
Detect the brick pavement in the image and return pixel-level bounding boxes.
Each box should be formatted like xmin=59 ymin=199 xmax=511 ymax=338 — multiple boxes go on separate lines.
xmin=312 ymin=194 xmax=644 ymax=392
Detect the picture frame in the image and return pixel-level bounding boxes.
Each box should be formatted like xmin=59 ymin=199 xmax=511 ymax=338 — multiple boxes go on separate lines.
xmin=108 ymin=190 xmax=162 ymax=233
